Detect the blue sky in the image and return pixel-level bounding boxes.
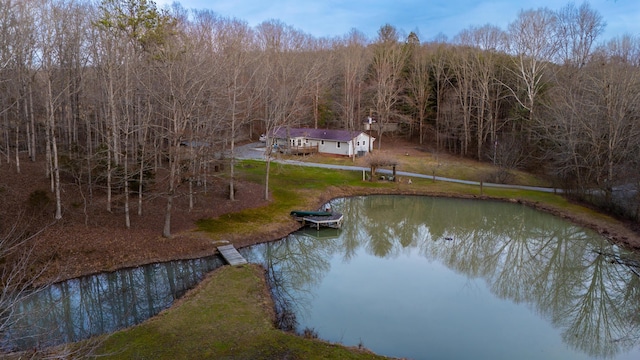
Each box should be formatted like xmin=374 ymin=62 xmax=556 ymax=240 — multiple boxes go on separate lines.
xmin=156 ymin=0 xmax=640 ymax=43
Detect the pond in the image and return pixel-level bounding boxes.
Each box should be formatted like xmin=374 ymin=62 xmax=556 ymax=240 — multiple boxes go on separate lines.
xmin=2 ymin=256 xmax=224 ymax=351
xmin=241 ymin=196 xmax=640 ymax=360
xmin=4 ymin=195 xmax=640 ymax=359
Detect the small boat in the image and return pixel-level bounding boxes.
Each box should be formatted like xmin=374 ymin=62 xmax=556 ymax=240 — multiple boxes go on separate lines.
xmin=290 ymin=210 xmax=332 ymax=217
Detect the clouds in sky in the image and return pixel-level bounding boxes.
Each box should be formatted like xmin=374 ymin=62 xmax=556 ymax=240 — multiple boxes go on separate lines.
xmin=156 ymin=0 xmax=640 ymax=42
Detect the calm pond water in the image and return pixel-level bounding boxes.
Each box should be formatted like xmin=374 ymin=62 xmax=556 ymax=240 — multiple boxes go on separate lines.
xmin=4 ymin=195 xmax=640 ymax=359
xmin=241 ymin=196 xmax=640 ymax=360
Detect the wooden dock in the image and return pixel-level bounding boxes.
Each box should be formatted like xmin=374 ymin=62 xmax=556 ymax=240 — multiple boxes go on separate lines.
xmin=217 ymin=244 xmax=248 ymax=266
xmin=300 ymin=213 xmax=344 ymax=230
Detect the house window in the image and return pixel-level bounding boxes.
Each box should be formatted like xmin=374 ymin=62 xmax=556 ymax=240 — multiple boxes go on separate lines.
xmin=357 ymin=141 xmax=360 ymax=146
xmin=297 ymin=139 xmax=302 ymax=146
xmin=305 ymin=138 xmax=308 ymax=143
xmin=321 ymin=140 xmax=324 ymax=145
xmin=363 ymin=140 xmax=366 ymax=146
xmin=337 ymin=142 xmax=341 ymax=148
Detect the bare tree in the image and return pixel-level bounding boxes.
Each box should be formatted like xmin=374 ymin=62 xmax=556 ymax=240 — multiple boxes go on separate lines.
xmin=0 ymin=211 xmax=108 ymax=357
xmin=0 ymin=0 xmax=38 ymax=171
xmin=368 ymin=24 xmax=409 ymax=149
xmin=403 ymin=37 xmax=431 ymax=145
xmin=447 ymin=46 xmax=474 ymax=156
xmin=507 ymin=8 xmax=560 ymax=133
xmin=430 ymin=42 xmax=453 ymax=153
xmin=333 ymin=29 xmax=370 ymax=160
xmin=214 ymin=16 xmax=259 ymax=201
xmin=338 ymin=30 xmax=369 ymax=132
xmin=36 ymin=0 xmax=81 ymax=220
xmin=308 ymin=40 xmax=336 ymax=131
xmin=0 ymin=211 xmax=51 ymax=352
xmin=94 ymin=0 xmax=131 ymax=214
xmin=0 ymin=0 xmax=638 ymax=241
xmin=538 ymin=39 xmax=640 ymax=200
xmin=556 ymin=2 xmax=605 ymax=68
xmin=597 ymin=34 xmax=640 ymax=66
xmin=15 ymin=0 xmax=39 ymax=165
xmin=255 ymin=20 xmax=323 ymax=200
xmin=150 ymin=13 xmax=213 ymax=238
xmin=97 ymin=0 xmax=175 ymax=229
xmin=454 ymin=24 xmax=509 ymax=160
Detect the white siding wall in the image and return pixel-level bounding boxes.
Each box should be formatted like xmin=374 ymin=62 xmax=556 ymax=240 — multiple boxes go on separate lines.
xmin=320 ymin=140 xmax=349 ymax=156
xmin=354 ymin=133 xmax=373 ymax=153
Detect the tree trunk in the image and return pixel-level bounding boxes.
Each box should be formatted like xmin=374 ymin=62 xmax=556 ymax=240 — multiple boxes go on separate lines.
xmin=229 ymin=89 xmax=237 ymax=201
xmin=124 ymin=146 xmax=130 ymax=229
xmin=163 ymin=192 xmax=173 ymax=238
xmin=264 ymin=156 xmax=271 ymax=201
xmin=14 ymin=126 xmax=20 ymax=173
xmin=47 ymin=79 xmax=62 ymax=220
xmin=163 ymin=171 xmax=175 ymax=238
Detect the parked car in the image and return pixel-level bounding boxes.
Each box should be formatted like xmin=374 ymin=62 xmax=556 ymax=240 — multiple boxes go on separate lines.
xmin=259 ymin=134 xmax=267 ymax=142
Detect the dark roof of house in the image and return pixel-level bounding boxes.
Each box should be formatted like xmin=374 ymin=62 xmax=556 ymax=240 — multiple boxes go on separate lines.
xmin=271 ymin=127 xmax=374 ymax=142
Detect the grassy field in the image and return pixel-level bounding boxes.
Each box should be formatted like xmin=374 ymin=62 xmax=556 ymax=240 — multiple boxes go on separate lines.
xmin=86 ymin=158 xmax=621 ymax=359
xmin=274 ymin=144 xmax=552 ymax=187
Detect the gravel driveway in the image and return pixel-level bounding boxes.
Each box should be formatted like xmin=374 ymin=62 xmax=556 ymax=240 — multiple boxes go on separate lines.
xmin=235 ymin=142 xmax=267 ymax=159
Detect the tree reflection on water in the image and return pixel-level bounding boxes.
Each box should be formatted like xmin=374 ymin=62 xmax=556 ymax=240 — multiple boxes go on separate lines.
xmin=2 ymin=256 xmax=224 ymax=351
xmin=245 ymin=195 xmax=640 ymax=359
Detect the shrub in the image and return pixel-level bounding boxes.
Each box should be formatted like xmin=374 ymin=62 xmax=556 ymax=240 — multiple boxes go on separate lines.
xmin=302 ymin=327 xmax=318 ymax=339
xmin=27 ymin=190 xmax=50 ymax=209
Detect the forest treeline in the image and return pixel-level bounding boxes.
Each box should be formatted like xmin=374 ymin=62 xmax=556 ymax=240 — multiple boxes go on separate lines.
xmin=1 ymin=0 xmax=639 ymax=232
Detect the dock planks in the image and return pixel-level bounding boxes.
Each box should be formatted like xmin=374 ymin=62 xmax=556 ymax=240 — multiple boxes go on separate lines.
xmin=301 ymin=213 xmax=344 ymax=230
xmin=217 ymin=244 xmax=248 ymax=266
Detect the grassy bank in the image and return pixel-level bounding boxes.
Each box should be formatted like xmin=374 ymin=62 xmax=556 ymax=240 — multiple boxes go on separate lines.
xmin=89 ymin=160 xmax=633 ymax=359
xmin=96 ymin=265 xmax=385 ymax=359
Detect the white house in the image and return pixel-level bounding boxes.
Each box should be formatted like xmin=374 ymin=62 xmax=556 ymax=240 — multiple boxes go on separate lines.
xmin=270 ymin=127 xmax=375 ymax=157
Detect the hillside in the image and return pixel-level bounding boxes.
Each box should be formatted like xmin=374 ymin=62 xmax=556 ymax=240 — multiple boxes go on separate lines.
xmin=0 ymin=157 xmax=272 ymax=284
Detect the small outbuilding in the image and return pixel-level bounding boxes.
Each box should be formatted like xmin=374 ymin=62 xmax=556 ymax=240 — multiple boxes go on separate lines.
xmin=270 ymin=127 xmax=375 ymax=157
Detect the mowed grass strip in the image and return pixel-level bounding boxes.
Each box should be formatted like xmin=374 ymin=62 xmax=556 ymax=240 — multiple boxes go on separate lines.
xmin=95 ymin=265 xmax=386 ymax=359
xmin=277 ymin=150 xmax=551 ymax=187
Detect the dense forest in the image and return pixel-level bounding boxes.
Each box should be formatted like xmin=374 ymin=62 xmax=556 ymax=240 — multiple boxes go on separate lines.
xmin=1 ymin=0 xmax=639 ymax=231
